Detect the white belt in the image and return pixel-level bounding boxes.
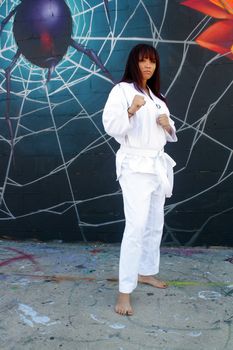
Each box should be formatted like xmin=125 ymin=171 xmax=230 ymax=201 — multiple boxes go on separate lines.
xmin=117 ymin=146 xmax=176 ymax=198
xmin=119 ymin=145 xmax=164 ymax=157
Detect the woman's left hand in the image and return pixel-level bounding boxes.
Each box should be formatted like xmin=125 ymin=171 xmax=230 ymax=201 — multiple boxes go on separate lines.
xmin=157 ymin=114 xmax=172 ymax=135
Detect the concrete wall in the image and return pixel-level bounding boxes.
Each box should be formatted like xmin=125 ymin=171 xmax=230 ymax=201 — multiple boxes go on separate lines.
xmin=0 ymin=0 xmax=233 ymax=245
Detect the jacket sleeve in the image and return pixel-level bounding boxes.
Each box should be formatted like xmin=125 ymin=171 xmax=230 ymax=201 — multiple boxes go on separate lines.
xmin=102 ymin=84 xmax=133 ymax=138
xmin=165 ymin=116 xmax=178 ymax=142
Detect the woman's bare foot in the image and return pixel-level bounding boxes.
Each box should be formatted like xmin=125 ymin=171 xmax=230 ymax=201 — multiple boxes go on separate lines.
xmin=115 ymin=292 xmax=133 ymax=316
xmin=138 ymin=275 xmax=168 ymax=289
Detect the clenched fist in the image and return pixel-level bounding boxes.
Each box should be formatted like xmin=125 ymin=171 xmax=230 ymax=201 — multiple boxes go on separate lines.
xmin=127 ymin=95 xmax=146 ymax=117
xmin=157 ymin=114 xmax=172 ymax=135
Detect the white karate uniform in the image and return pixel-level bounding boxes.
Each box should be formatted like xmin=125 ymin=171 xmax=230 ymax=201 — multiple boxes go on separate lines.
xmin=102 ymin=82 xmax=177 ymax=293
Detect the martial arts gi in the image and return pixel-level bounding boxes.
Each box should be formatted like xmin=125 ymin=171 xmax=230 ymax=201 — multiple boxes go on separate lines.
xmin=102 ymin=82 xmax=177 ymax=293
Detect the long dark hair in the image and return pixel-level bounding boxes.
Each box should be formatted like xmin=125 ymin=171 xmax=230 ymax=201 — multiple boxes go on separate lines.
xmin=120 ymin=44 xmax=166 ymax=102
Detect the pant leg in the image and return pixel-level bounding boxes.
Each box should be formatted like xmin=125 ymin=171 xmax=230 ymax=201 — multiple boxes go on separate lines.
xmin=118 ymin=167 xmax=155 ymax=294
xmin=138 ymin=184 xmax=165 ymax=276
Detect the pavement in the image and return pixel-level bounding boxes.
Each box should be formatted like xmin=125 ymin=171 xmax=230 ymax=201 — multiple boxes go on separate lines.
xmin=0 ymin=240 xmax=233 ymax=350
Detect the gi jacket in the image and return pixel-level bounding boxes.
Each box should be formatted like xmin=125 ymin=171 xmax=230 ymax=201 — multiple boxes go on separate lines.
xmin=102 ymin=82 xmax=178 ymax=197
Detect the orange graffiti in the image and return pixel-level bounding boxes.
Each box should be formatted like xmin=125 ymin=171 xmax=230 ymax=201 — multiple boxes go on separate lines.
xmin=181 ymin=0 xmax=233 ymax=59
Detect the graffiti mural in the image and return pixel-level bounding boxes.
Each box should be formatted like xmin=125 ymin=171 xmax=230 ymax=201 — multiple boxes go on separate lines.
xmin=0 ymin=0 xmax=233 ymax=245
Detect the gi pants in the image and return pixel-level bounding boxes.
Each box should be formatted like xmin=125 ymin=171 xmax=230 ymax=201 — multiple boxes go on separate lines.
xmin=118 ymin=159 xmax=166 ymax=294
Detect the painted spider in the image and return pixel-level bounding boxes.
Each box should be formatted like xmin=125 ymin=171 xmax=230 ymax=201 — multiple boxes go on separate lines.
xmin=0 ymin=0 xmax=112 ymax=141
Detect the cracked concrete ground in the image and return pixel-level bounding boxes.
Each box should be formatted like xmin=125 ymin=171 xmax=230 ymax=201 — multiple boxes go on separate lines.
xmin=0 ymin=240 xmax=233 ymax=350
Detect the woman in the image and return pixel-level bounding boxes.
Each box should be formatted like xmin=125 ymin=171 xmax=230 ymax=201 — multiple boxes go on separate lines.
xmin=102 ymin=44 xmax=177 ymax=316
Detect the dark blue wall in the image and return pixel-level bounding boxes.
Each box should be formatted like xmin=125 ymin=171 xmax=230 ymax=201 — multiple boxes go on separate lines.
xmin=0 ymin=0 xmax=233 ymax=245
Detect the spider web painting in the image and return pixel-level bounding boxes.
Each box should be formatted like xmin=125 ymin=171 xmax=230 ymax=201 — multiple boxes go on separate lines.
xmin=0 ymin=0 xmax=233 ymax=245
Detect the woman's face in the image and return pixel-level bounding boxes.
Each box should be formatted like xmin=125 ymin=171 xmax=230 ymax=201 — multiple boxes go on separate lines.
xmin=138 ymin=55 xmax=156 ymax=84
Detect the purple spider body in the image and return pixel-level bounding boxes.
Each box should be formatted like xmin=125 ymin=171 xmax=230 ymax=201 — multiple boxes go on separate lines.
xmin=13 ymin=0 xmax=72 ymax=69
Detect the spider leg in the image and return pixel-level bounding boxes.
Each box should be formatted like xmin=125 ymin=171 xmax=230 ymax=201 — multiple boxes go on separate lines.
xmin=5 ymin=49 xmax=21 ymax=147
xmin=70 ymin=39 xmax=114 ymax=82
xmin=47 ymin=66 xmax=55 ymax=83
xmin=0 ymin=6 xmax=19 ymax=35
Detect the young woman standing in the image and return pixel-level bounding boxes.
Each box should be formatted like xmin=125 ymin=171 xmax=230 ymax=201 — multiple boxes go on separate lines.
xmin=102 ymin=44 xmax=177 ymax=316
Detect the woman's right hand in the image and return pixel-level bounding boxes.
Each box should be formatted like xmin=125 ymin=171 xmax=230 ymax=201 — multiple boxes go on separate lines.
xmin=128 ymin=95 xmax=146 ymax=116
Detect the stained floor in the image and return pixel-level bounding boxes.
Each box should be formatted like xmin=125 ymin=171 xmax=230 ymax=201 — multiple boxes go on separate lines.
xmin=0 ymin=240 xmax=233 ymax=350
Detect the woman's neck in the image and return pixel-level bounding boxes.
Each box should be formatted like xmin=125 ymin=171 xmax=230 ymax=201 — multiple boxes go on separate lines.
xmin=137 ymin=82 xmax=150 ymax=96
xmin=142 ymin=85 xmax=150 ymax=96
xmin=141 ymin=81 xmax=147 ymax=90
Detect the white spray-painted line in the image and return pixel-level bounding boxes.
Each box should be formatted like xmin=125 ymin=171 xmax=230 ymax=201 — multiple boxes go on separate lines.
xmin=198 ymin=291 xmax=222 ymax=300
xmin=12 ymin=279 xmax=31 ymax=286
xmin=188 ymin=331 xmax=202 ymax=337
xmin=18 ymin=303 xmax=58 ymax=327
xmin=150 ymin=328 xmax=202 ymax=338
xmin=90 ymin=313 xmax=105 ymax=324
xmin=109 ymin=322 xmax=126 ymax=330
xmin=90 ymin=314 xmax=125 ymax=329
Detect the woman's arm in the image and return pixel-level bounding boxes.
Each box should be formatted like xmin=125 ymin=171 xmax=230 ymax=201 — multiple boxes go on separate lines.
xmin=102 ymin=84 xmax=133 ymax=138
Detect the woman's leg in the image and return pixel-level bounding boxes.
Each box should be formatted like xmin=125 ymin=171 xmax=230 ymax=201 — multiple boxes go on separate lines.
xmin=138 ymin=181 xmax=167 ymax=288
xmin=115 ymin=170 xmax=154 ymax=315
xmin=119 ymin=171 xmax=155 ymax=293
